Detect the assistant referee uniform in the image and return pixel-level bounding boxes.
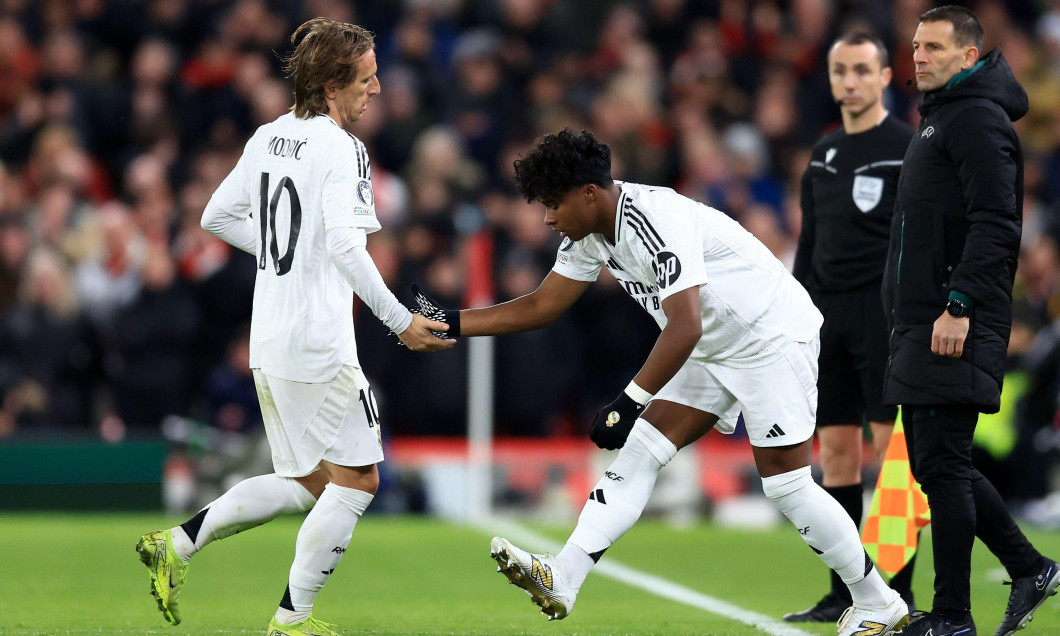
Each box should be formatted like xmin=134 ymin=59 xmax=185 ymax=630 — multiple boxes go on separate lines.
xmin=794 ymin=114 xmax=912 ymax=428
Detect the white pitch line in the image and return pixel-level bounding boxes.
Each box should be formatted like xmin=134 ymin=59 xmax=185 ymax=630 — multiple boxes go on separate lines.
xmin=479 ymin=518 xmax=816 ymax=636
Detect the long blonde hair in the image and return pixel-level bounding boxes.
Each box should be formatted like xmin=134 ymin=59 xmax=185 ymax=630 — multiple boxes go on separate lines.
xmin=282 ymin=18 xmax=375 ymax=119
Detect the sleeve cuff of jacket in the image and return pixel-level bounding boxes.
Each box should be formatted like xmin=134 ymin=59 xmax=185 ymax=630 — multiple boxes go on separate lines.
xmin=948 ymin=290 xmax=974 ymax=309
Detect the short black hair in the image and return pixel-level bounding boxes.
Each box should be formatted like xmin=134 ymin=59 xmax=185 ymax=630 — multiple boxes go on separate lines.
xmin=513 ymin=129 xmax=613 ymax=207
xmin=920 ymin=5 xmax=984 ymax=52
xmin=833 ymin=31 xmax=889 ymax=68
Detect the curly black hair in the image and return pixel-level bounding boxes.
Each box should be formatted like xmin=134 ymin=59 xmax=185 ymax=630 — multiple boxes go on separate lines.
xmin=513 ymin=129 xmax=613 ymax=207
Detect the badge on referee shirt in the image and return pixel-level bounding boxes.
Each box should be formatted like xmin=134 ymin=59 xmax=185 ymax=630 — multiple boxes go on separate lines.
xmin=852 ymin=175 xmax=884 ymax=213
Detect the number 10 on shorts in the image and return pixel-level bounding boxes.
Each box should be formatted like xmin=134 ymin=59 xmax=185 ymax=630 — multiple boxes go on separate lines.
xmin=359 ymin=388 xmax=380 ymax=428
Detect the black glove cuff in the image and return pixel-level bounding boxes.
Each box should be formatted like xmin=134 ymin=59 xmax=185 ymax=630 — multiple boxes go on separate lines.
xmin=614 ymin=391 xmax=643 ymax=413
xmin=445 ymin=309 xmax=461 ymax=338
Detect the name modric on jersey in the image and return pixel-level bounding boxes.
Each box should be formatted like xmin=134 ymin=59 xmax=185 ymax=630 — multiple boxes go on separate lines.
xmin=265 ymin=136 xmax=308 ymax=160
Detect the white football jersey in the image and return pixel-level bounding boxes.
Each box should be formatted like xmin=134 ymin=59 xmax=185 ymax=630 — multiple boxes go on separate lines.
xmin=553 ymin=181 xmax=822 ymax=366
xmin=206 ymin=112 xmax=380 ymax=382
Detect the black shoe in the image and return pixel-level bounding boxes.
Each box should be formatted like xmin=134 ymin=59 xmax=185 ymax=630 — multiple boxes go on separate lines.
xmin=901 ymin=611 xmax=977 ymax=636
xmin=782 ymin=591 xmax=850 ymax=623
xmin=995 ymin=559 xmax=1060 ymax=636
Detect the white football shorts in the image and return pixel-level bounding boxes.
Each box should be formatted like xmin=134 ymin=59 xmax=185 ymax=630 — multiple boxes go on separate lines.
xmin=654 ymin=336 xmax=820 ymax=448
xmin=253 ymin=365 xmax=384 ymax=477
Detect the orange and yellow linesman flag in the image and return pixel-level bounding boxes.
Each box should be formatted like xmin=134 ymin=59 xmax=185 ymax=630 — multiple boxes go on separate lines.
xmin=861 ymin=415 xmax=931 ymax=578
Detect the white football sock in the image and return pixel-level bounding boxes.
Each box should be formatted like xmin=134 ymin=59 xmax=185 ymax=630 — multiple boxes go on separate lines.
xmin=762 ymin=466 xmax=893 ymax=608
xmin=275 ymin=483 xmax=373 ymax=624
xmin=171 ymin=473 xmax=317 ymax=563
xmin=563 ymin=419 xmax=678 ymax=591
xmin=555 ymin=544 xmax=595 ymax=592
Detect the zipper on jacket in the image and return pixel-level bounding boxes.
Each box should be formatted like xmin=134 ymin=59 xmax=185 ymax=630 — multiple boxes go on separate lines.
xmin=897 ymin=209 xmax=906 ymax=284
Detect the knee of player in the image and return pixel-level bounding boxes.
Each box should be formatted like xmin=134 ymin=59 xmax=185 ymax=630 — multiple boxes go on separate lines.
xmin=325 ymin=462 xmax=380 ymax=495
xmin=360 ymin=471 xmax=380 ymax=495
xmin=294 ymin=470 xmax=330 ymax=499
xmin=349 ymin=464 xmax=380 ymax=495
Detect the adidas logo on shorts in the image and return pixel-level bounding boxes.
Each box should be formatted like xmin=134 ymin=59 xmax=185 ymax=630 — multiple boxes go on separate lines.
xmin=765 ymin=424 xmax=786 ymax=439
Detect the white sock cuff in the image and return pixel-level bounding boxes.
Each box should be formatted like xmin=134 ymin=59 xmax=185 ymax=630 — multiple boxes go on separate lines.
xmin=822 ymin=538 xmax=868 ymax=583
xmin=286 ymin=478 xmax=318 ymax=511
xmin=288 ymin=585 xmax=318 ymax=610
xmin=568 ymin=526 xmax=612 ymax=555
xmin=761 ymin=466 xmax=812 ymax=499
xmin=628 ymin=419 xmax=678 ymax=466
xmin=323 ymin=482 xmax=374 ymax=516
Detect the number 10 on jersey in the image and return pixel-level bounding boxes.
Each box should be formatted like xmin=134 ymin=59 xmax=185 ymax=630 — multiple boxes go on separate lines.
xmin=259 ymin=172 xmax=302 ymax=276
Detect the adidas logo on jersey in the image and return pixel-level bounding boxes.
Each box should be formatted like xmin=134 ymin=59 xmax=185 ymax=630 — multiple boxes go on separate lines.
xmin=765 ymin=424 xmax=786 ymax=439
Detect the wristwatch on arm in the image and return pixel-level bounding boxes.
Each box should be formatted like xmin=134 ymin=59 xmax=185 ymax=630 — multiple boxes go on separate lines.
xmin=946 ymin=291 xmax=972 ymax=318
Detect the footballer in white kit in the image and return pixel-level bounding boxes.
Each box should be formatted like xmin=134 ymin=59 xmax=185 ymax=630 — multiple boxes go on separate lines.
xmin=413 ymin=129 xmax=908 ymax=636
xmin=552 ymin=179 xmax=823 ymax=446
xmin=135 ymin=19 xmax=451 ymax=636
xmin=207 ymin=110 xmax=392 ymax=474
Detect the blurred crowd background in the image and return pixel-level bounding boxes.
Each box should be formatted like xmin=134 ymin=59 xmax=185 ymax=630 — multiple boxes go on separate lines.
xmin=2 ymin=0 xmax=1060 ymax=507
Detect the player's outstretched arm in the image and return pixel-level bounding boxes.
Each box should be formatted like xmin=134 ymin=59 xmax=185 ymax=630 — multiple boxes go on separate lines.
xmin=325 ymin=226 xmax=454 ymax=352
xmin=411 ymin=272 xmax=590 ymax=338
xmin=461 ymin=272 xmax=591 ymax=336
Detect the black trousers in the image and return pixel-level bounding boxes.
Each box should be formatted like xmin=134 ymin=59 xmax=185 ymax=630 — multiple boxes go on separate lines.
xmin=904 ymin=405 xmax=1042 ymax=615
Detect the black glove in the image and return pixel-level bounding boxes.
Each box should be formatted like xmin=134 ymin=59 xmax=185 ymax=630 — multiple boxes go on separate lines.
xmin=410 ymin=284 xmax=460 ymax=338
xmin=589 ymin=391 xmax=646 ymax=450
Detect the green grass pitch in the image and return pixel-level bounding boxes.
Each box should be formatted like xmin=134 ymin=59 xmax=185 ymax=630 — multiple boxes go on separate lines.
xmin=2 ymin=513 xmax=1060 ymax=635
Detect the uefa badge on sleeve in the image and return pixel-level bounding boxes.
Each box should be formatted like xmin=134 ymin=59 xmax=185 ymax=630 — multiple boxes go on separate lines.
xmin=357 ymin=179 xmax=374 ymax=207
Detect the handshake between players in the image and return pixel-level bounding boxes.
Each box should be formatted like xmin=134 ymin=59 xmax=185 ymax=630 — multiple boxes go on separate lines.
xmin=408 ymin=283 xmax=642 ymax=451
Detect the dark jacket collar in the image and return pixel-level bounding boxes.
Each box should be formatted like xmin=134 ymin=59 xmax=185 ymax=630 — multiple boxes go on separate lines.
xmin=918 ymin=48 xmax=1028 ymax=122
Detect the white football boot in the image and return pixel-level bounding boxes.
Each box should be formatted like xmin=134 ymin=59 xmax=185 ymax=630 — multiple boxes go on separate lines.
xmin=490 ymin=536 xmax=576 ymax=620
xmin=836 ymin=591 xmax=909 ymax=636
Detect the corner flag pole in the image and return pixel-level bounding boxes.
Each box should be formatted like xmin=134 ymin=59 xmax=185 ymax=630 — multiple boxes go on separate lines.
xmin=465 ymin=231 xmax=495 ymax=521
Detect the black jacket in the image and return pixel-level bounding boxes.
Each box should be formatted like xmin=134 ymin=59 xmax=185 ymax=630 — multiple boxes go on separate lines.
xmin=881 ymin=48 xmax=1027 ymax=413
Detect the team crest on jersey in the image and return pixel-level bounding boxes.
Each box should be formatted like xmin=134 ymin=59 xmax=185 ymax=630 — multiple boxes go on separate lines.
xmin=654 ymin=251 xmax=682 ymax=288
xmin=356 ymin=179 xmax=374 ymax=207
xmin=921 ymin=125 xmax=935 ymax=139
xmin=852 ymin=175 xmax=884 ymax=213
